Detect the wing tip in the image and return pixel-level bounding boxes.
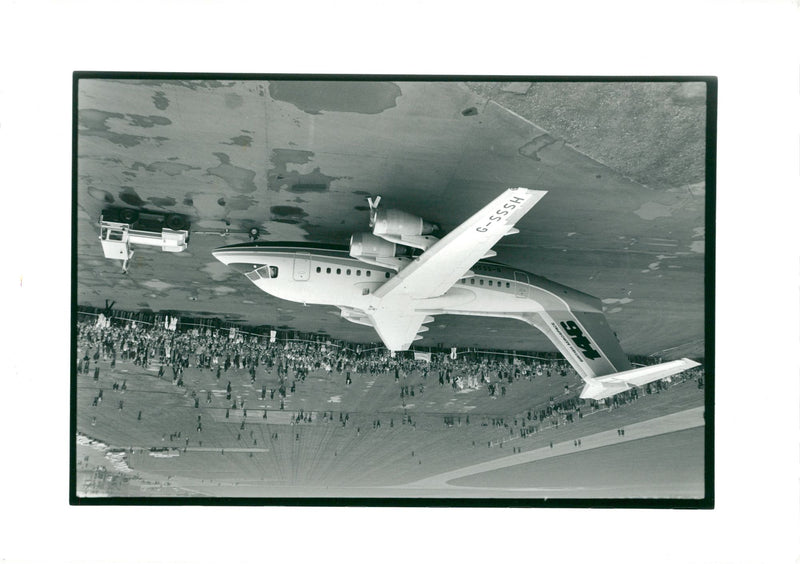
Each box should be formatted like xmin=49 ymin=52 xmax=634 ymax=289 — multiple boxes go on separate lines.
xmin=511 ymin=187 xmax=548 ymax=197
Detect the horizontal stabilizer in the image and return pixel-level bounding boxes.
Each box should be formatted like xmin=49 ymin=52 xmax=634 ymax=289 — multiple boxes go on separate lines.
xmin=579 ymin=358 xmax=700 ymax=401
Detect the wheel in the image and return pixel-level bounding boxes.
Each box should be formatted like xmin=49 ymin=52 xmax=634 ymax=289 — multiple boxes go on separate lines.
xmin=119 ymin=208 xmax=138 ymax=223
xmin=166 ymin=214 xmax=186 ymax=231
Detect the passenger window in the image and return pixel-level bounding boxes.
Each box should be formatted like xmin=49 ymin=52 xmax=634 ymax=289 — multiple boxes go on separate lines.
xmin=326 ymin=267 xmax=331 ymax=274
xmin=336 ymin=268 xmax=341 ymax=275
xmin=316 ymin=266 xmax=321 ymax=273
xmin=270 ymin=266 xmax=278 ymax=278
xmin=470 ymin=279 xmax=475 ymax=285
xmin=488 ymin=280 xmax=493 ymax=286
xmin=479 ymin=279 xmax=484 ymax=285
xmin=506 ymin=282 xmax=510 ymax=288
xmin=385 ymin=272 xmax=390 ymax=278
xmin=366 ymin=271 xmax=371 ymax=277
xmin=356 ymin=270 xmax=361 ymax=276
xmin=346 ymin=269 xmax=351 ymax=275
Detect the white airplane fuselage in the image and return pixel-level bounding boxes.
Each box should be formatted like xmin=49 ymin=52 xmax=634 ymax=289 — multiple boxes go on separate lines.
xmin=214 ymin=242 xmax=699 ymax=401
xmin=214 ymin=242 xmax=602 ymax=312
xmin=213 ymin=186 xmax=700 ymax=400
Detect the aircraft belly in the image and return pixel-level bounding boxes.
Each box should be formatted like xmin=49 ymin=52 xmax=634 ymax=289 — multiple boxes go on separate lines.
xmin=426 ymin=286 xmax=555 ymax=315
xmin=252 ymin=276 xmax=363 ymax=308
xmin=252 ymin=279 xmax=308 ymax=303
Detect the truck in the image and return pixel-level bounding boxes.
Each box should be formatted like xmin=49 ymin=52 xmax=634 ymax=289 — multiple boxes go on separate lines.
xmin=99 ymin=208 xmax=190 ymax=272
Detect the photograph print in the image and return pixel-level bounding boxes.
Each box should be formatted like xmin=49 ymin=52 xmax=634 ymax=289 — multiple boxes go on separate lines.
xmin=72 ymin=75 xmax=713 ymax=505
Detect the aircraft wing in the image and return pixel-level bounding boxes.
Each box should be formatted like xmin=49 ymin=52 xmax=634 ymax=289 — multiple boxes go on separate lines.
xmin=518 ymin=312 xmax=700 ymax=401
xmin=580 ymin=358 xmax=701 ymax=400
xmin=519 ymin=311 xmax=633 ymax=381
xmin=374 ymin=188 xmax=547 ymax=300
xmin=365 ymin=307 xmax=431 ymax=352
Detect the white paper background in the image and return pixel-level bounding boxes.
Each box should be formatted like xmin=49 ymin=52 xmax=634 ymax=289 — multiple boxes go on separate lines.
xmin=2 ymin=0 xmax=799 ymax=562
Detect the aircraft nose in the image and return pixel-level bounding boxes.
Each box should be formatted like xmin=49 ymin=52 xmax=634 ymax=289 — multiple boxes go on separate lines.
xmin=211 ymin=249 xmax=234 ymax=265
xmin=212 ymin=248 xmax=268 ymax=274
xmin=227 ymin=262 xmax=264 ymax=274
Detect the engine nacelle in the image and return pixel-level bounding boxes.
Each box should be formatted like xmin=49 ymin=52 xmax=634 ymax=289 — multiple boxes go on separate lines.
xmin=349 ymin=232 xmax=411 ymax=271
xmin=370 ymin=209 xmax=439 ymax=252
xmin=372 ymin=209 xmax=438 ymax=237
xmin=350 ymin=232 xmax=397 ymax=259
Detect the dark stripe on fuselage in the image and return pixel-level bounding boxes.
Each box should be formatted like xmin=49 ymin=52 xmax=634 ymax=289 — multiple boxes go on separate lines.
xmin=214 ymin=241 xmax=603 ymax=313
xmin=216 ymin=240 xmax=352 ymax=254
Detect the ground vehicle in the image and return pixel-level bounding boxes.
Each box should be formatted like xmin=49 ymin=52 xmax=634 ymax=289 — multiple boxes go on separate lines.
xmin=99 ymin=208 xmax=190 ymax=272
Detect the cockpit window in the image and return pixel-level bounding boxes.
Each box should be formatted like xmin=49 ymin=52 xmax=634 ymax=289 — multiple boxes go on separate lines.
xmin=248 ymin=265 xmax=279 ymax=280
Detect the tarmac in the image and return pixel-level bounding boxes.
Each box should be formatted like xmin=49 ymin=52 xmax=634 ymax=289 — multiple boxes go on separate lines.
xmin=74 ymin=344 xmax=705 ymax=499
xmin=83 ymin=407 xmax=704 ymax=500
xmin=400 ymin=406 xmax=704 ymax=491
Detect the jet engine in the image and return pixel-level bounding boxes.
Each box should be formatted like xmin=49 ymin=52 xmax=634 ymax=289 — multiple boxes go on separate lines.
xmin=363 ymin=195 xmax=439 ymax=252
xmin=371 ymin=209 xmax=438 ymax=237
xmin=370 ymin=209 xmax=439 ymax=251
xmin=349 ymin=232 xmax=412 ymax=271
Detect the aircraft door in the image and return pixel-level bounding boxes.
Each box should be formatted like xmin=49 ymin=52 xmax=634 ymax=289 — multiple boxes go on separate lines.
xmin=293 ymin=253 xmax=311 ymax=281
xmin=513 ymin=271 xmax=529 ymax=298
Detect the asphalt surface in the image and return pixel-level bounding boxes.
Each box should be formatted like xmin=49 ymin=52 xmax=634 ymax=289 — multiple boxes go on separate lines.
xmin=403 ymin=406 xmax=704 ymax=492
xmin=74 ymin=351 xmax=705 ymax=498
xmin=76 ymin=77 xmax=707 ymax=359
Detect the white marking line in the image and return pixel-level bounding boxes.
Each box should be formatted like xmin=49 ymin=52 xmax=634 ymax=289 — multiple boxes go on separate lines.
xmin=488 ymin=101 xmax=612 ymax=164
xmin=489 ymin=100 xmax=553 ymax=134
xmin=649 ymin=338 xmax=705 ymax=356
xmin=398 ymin=406 xmax=705 ymax=490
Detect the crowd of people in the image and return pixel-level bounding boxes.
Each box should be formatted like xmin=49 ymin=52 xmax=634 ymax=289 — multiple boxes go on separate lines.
xmin=76 ymin=307 xmax=705 ymax=446
xmin=76 ymin=308 xmax=589 ymax=395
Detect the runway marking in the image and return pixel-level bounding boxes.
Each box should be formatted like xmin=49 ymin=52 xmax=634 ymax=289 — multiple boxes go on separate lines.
xmin=489 ymin=100 xmax=552 ymax=133
xmin=649 ymin=338 xmax=705 ymax=357
xmin=397 ymin=406 xmax=705 ymax=490
xmin=489 ymin=101 xmax=619 ymax=166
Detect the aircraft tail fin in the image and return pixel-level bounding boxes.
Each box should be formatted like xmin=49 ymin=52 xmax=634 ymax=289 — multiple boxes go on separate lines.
xmin=579 ymin=358 xmax=701 ymax=401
